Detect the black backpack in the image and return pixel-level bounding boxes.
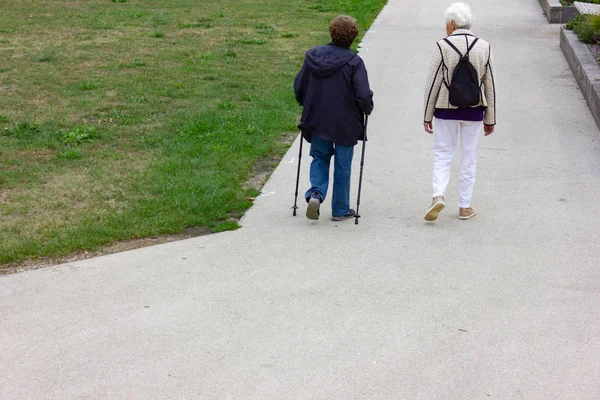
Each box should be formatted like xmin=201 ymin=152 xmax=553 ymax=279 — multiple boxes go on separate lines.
xmin=443 ymin=37 xmax=480 ymax=107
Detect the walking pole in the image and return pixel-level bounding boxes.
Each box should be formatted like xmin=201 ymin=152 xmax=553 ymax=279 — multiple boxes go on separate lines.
xmin=354 ymin=115 xmax=368 ymax=225
xmin=292 ymin=134 xmax=304 ymax=216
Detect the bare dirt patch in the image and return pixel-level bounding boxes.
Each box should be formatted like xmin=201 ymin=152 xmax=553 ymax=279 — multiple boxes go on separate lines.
xmin=245 ymin=131 xmax=297 ymax=192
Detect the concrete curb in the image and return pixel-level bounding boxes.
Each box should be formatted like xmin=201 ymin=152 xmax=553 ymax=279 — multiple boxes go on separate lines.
xmin=539 ymin=0 xmax=577 ymax=23
xmin=561 ymin=26 xmax=600 ymax=129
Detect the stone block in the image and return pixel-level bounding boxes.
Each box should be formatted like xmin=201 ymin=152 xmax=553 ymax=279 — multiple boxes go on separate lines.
xmin=561 ymin=27 xmax=600 ymax=130
xmin=539 ymin=0 xmax=579 ymax=23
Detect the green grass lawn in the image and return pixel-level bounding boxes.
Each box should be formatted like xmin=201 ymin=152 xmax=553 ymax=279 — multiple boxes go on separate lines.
xmin=0 ymin=0 xmax=386 ymax=267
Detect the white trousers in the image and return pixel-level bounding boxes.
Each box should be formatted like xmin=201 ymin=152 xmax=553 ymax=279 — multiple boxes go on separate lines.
xmin=432 ymin=118 xmax=483 ymax=208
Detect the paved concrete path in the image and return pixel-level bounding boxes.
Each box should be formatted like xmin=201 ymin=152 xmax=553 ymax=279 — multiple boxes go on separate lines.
xmin=2 ymin=0 xmax=600 ymax=398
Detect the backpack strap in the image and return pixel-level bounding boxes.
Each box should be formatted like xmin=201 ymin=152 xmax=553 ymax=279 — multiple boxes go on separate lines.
xmin=466 ymin=37 xmax=479 ymax=55
xmin=443 ymin=37 xmax=479 ymax=58
xmin=443 ymin=38 xmax=463 ymax=57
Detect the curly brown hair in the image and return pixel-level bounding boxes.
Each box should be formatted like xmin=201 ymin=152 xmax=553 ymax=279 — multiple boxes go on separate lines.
xmin=329 ymin=15 xmax=358 ymax=48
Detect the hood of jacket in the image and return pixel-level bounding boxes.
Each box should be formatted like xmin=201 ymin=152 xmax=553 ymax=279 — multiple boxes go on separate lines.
xmin=305 ymin=44 xmax=356 ymax=78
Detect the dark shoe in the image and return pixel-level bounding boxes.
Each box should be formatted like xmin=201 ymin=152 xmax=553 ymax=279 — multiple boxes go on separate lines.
xmin=331 ymin=209 xmax=356 ymax=221
xmin=306 ymin=197 xmax=320 ymax=220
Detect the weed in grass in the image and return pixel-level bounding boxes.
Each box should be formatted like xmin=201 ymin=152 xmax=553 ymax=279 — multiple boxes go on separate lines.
xmin=244 ymin=124 xmax=259 ymax=135
xmin=2 ymin=121 xmax=41 ymax=139
xmin=80 ymin=80 xmax=102 ymax=90
xmin=153 ymin=31 xmax=165 ymax=38
xmin=128 ymin=11 xmax=143 ymax=18
xmin=0 ymin=115 xmax=9 ymax=123
xmin=153 ymin=13 xmax=170 ymax=26
xmin=233 ymin=38 xmax=266 ymax=45
xmin=255 ymin=23 xmax=275 ymax=35
xmin=161 ymin=86 xmax=186 ymax=99
xmin=224 ymin=82 xmax=241 ymax=88
xmin=212 ymin=12 xmax=225 ymax=18
xmin=136 ymin=131 xmax=163 ymax=148
xmin=281 ymin=32 xmax=297 ymax=38
xmin=308 ymin=2 xmax=334 ymax=12
xmin=127 ymin=94 xmax=148 ymax=103
xmin=57 ymin=149 xmax=84 ymax=160
xmin=0 ymin=66 xmax=13 ymax=73
xmin=112 ymin=0 xmax=127 ymax=2
xmin=223 ymin=50 xmax=237 ymax=64
xmin=179 ymin=115 xmax=219 ymax=137
xmin=179 ymin=18 xmax=214 ymax=29
xmin=217 ymin=101 xmax=236 ymax=110
xmin=96 ymin=20 xmax=113 ymax=30
xmin=0 ymin=29 xmax=14 ymax=33
xmin=193 ymin=51 xmax=214 ymax=65
xmin=270 ymin=71 xmax=293 ymax=78
xmin=0 ymin=38 xmax=8 ymax=44
xmin=119 ymin=59 xmax=145 ymax=68
xmin=57 ymin=126 xmax=97 ymax=145
xmin=214 ymin=221 xmax=240 ymax=232
xmin=32 ymin=51 xmax=55 ymax=62
xmin=103 ymin=105 xmax=145 ymax=125
xmin=240 ymin=94 xmax=256 ymax=102
xmin=204 ymin=75 xmax=219 ymax=81
xmin=283 ymin=121 xmax=300 ymax=131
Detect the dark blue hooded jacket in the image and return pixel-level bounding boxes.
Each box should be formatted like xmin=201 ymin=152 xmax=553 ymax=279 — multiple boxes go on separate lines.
xmin=294 ymin=44 xmax=374 ymax=146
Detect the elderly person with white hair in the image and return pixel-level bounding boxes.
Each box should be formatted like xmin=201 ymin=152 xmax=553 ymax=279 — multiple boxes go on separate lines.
xmin=423 ymin=2 xmax=496 ymax=221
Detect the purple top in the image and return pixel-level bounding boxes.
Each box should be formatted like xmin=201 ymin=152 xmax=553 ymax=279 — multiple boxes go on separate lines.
xmin=434 ymin=106 xmax=485 ymax=122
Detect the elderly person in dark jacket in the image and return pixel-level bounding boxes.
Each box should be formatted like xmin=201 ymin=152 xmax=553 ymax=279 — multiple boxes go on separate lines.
xmin=294 ymin=15 xmax=374 ymax=221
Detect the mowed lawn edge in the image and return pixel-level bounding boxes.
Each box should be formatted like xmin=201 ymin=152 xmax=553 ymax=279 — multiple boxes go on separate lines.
xmin=0 ymin=0 xmax=387 ymax=268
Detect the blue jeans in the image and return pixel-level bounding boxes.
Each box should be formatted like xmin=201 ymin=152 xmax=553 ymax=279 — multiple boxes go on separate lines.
xmin=305 ymin=134 xmax=354 ymax=217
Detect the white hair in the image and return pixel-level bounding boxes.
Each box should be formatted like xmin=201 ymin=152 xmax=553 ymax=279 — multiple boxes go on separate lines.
xmin=445 ymin=2 xmax=474 ymax=29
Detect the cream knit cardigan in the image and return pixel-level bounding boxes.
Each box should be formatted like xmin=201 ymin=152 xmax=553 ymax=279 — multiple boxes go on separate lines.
xmin=423 ymin=29 xmax=496 ymax=126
